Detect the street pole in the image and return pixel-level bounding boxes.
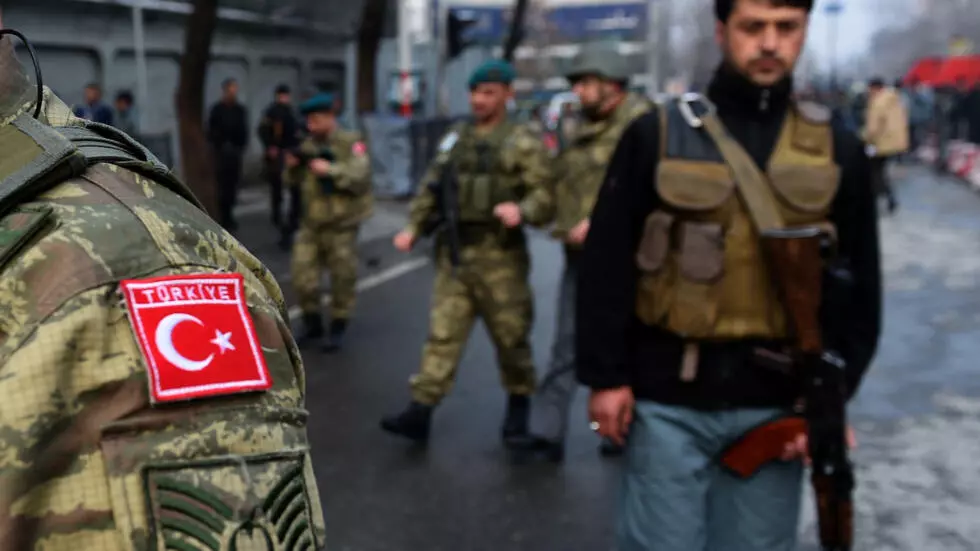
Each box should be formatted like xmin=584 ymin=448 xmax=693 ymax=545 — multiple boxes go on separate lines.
xmin=398 ymin=0 xmax=413 ymax=117
xmin=825 ymin=1 xmax=843 ymax=91
xmin=132 ymin=0 xmax=150 ymax=132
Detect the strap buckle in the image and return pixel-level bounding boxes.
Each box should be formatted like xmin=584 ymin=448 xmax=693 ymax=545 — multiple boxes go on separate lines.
xmin=677 ymin=93 xmax=716 ymax=129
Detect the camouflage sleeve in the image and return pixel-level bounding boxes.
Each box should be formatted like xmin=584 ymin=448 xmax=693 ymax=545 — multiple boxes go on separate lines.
xmin=330 ymin=134 xmax=372 ymax=196
xmin=511 ymin=126 xmax=555 ymax=227
xmin=405 ymin=161 xmax=439 ymax=236
xmin=0 ymin=278 xmax=325 ymax=550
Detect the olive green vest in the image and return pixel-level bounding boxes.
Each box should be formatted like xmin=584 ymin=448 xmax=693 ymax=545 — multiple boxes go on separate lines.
xmin=634 ymin=98 xmax=839 ymax=341
xmin=449 ymin=121 xmax=523 ymax=223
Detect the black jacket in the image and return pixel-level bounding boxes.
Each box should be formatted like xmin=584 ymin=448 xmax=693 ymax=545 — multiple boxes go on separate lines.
xmin=258 ymin=102 xmax=301 ymax=150
xmin=575 ymin=65 xmax=883 ymax=409
xmin=208 ymin=100 xmax=249 ymax=154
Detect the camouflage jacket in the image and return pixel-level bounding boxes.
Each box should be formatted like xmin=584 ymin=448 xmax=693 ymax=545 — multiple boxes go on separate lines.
xmin=0 ymin=83 xmax=325 ymax=548
xmin=405 ymin=119 xmax=554 ymax=240
xmin=551 ymin=93 xmax=651 ymax=245
xmin=284 ymin=130 xmax=373 ymax=229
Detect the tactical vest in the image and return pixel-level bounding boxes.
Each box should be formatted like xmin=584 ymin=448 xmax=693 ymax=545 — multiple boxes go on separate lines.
xmin=0 ymin=115 xmax=201 ymax=243
xmin=634 ymin=97 xmax=839 ymax=341
xmin=449 ymin=121 xmax=523 ymax=223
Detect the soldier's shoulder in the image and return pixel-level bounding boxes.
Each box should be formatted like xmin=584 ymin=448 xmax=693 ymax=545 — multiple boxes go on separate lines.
xmin=0 ymin=164 xmax=238 ymax=320
xmin=508 ymin=122 xmax=546 ymax=151
xmin=794 ymin=100 xmax=833 ymax=124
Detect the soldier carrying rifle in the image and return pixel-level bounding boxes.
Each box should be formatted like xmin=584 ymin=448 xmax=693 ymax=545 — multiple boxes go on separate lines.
xmin=576 ymin=1 xmax=883 ymax=550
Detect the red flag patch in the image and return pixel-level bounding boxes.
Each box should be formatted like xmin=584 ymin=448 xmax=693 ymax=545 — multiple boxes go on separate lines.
xmin=352 ymin=141 xmax=367 ymax=157
xmin=120 ymin=273 xmax=272 ymax=404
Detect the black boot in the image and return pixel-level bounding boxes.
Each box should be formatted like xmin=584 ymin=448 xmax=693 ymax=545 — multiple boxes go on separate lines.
xmin=599 ymin=438 xmax=626 ymax=458
xmin=508 ymin=434 xmax=564 ymax=464
xmin=501 ymin=394 xmax=530 ymax=447
xmin=296 ymin=314 xmax=324 ymax=348
xmin=380 ymin=401 xmax=433 ymax=443
xmin=321 ymin=318 xmax=348 ymax=353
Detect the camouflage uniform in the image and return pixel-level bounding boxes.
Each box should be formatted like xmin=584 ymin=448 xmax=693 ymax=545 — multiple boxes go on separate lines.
xmin=517 ymin=44 xmax=653 ymax=461
xmin=284 ymin=124 xmax=372 ymax=351
xmin=407 ymin=121 xmax=552 ymax=403
xmin=0 ymin=42 xmax=324 ymax=550
xmin=381 ymin=100 xmax=554 ymax=444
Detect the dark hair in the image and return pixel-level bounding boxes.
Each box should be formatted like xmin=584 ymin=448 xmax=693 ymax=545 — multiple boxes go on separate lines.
xmin=116 ymin=90 xmax=134 ymax=104
xmin=715 ymin=0 xmax=814 ymax=22
xmin=222 ymin=78 xmax=238 ymax=90
xmin=85 ymin=82 xmax=101 ymax=92
xmin=868 ymin=77 xmax=885 ymax=88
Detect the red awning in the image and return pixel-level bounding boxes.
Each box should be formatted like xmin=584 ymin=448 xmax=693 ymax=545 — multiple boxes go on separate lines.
xmin=931 ymin=56 xmax=980 ymax=87
xmin=903 ymin=57 xmax=945 ymax=85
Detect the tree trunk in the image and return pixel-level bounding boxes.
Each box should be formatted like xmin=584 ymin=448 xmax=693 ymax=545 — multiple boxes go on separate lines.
xmin=356 ymin=0 xmax=388 ymax=114
xmin=176 ymin=0 xmax=219 ymax=216
xmin=502 ymin=0 xmax=531 ymax=62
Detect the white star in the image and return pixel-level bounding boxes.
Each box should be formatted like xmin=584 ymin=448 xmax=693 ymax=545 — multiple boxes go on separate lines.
xmin=210 ymin=329 xmax=235 ymax=354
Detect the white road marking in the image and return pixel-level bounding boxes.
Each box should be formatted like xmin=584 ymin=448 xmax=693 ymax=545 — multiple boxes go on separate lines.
xmin=287 ymin=257 xmax=429 ymax=321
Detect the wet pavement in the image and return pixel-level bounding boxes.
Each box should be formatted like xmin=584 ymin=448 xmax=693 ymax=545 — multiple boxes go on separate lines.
xmin=233 ymin=165 xmax=980 ymax=550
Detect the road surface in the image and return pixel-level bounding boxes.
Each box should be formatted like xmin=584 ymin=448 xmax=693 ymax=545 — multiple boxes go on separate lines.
xmin=233 ymin=165 xmax=980 ymax=550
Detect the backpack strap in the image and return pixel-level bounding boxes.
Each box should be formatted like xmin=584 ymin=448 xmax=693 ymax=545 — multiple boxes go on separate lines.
xmin=54 ymin=122 xmax=206 ymax=212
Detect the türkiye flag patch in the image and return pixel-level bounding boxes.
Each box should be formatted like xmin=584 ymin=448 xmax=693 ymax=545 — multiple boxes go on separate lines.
xmin=120 ymin=273 xmax=272 ymax=404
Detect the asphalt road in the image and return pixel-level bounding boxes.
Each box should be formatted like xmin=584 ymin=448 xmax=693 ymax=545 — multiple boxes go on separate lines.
xmin=233 ymin=165 xmax=980 ymax=551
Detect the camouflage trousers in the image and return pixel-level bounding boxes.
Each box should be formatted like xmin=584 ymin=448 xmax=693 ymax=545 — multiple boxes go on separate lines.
xmin=410 ymin=247 xmax=537 ymax=405
xmin=291 ymin=225 xmax=359 ymax=319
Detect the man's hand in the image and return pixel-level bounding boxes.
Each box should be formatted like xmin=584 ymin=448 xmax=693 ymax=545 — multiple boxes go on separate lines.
xmin=567 ymin=219 xmax=590 ymax=245
xmin=780 ymin=425 xmax=858 ymax=465
xmin=493 ymin=202 xmax=523 ymax=228
xmin=285 ymin=152 xmax=300 ymax=168
xmin=393 ymin=230 xmax=417 ymax=253
xmin=309 ymin=158 xmax=331 ymax=177
xmin=588 ymin=387 xmax=635 ymax=446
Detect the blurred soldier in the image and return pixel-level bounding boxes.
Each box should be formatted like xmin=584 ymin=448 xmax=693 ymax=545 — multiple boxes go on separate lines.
xmin=863 ymin=77 xmax=908 ymax=214
xmin=381 ymin=60 xmax=554 ymax=445
xmin=510 ymin=43 xmax=652 ymax=463
xmin=0 ymin=32 xmax=325 ymax=549
xmin=258 ymin=84 xmax=301 ymax=249
xmin=285 ymin=93 xmax=373 ymax=353
xmin=208 ymin=78 xmax=249 ymax=231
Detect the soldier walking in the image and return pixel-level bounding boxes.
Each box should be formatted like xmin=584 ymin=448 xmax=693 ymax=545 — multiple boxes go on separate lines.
xmin=577 ymin=1 xmax=882 ymax=549
xmin=285 ymin=93 xmax=373 ymax=353
xmin=380 ymin=60 xmax=554 ymax=446
xmin=510 ymin=43 xmax=652 ymax=463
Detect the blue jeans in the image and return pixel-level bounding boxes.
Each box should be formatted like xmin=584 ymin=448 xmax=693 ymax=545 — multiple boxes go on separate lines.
xmin=617 ymin=402 xmax=803 ymax=551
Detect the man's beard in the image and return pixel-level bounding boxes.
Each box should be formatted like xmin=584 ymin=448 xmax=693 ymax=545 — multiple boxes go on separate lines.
xmin=580 ymin=102 xmax=604 ymax=121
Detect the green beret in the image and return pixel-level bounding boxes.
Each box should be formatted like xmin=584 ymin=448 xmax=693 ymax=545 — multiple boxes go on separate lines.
xmin=468 ymin=60 xmax=516 ymax=89
xmin=299 ymin=93 xmax=335 ymax=115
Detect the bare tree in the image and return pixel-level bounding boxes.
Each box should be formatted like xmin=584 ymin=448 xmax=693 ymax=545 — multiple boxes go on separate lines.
xmin=356 ymin=0 xmax=388 ymax=114
xmin=175 ymin=0 xmax=219 ymax=216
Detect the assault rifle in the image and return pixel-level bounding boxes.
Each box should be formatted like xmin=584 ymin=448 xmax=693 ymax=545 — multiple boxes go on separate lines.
xmin=290 ymin=145 xmax=337 ymax=194
xmin=721 ymin=226 xmax=855 ymax=551
xmin=421 ymin=161 xmax=462 ymax=274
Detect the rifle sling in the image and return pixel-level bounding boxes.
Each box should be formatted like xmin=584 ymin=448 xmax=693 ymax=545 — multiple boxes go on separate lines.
xmin=698 ymin=111 xmax=786 ymax=232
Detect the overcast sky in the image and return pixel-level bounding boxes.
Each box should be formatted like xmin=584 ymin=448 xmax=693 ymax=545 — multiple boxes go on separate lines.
xmin=804 ymin=0 xmax=919 ymax=70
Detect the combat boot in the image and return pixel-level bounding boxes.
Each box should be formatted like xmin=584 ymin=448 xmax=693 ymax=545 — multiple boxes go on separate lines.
xmin=295 ymin=313 xmax=324 ymax=348
xmin=321 ymin=318 xmax=348 ymax=354
xmin=501 ymin=394 xmax=530 ymax=447
xmin=507 ymin=434 xmax=565 ymax=464
xmin=380 ymin=401 xmax=433 ymax=443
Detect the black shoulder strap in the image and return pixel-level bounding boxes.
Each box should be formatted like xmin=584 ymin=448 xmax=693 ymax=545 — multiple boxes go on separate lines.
xmin=54 ymin=122 xmax=206 ymax=211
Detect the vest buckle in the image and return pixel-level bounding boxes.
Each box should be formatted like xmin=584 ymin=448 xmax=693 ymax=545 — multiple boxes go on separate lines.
xmin=677 ymin=93 xmax=716 ymax=129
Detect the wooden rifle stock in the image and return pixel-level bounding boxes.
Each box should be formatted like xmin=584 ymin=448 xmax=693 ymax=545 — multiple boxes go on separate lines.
xmin=720 ymin=416 xmax=806 ymax=478
xmin=760 ymin=226 xmax=825 ymax=353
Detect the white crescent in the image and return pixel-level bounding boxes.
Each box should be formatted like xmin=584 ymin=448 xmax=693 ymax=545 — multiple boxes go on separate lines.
xmin=155 ymin=313 xmax=215 ymax=372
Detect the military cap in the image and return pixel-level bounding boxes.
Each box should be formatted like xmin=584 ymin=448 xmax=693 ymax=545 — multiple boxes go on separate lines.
xmin=299 ymin=92 xmax=335 ymax=115
xmin=468 ymin=59 xmax=516 ymax=89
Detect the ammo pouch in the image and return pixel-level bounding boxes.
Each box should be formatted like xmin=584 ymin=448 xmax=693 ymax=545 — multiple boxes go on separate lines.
xmin=634 ymin=99 xmax=841 ymax=341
